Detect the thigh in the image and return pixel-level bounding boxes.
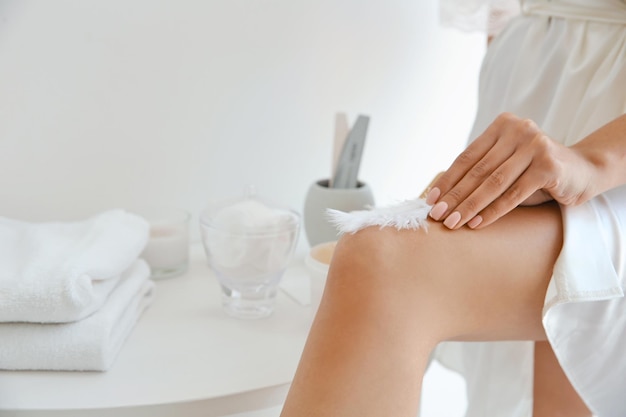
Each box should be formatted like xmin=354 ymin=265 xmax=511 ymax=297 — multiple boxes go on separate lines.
xmin=325 ymin=200 xmax=564 ymax=343
xmin=281 ymin=202 xmax=564 ymax=417
xmin=533 ymin=341 xmax=592 ymax=417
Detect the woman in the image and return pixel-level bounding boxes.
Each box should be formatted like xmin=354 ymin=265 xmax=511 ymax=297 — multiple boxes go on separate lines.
xmin=281 ymin=0 xmax=626 ymax=416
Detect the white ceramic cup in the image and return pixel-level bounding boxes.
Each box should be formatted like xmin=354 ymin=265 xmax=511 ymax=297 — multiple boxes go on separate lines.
xmin=303 ymin=179 xmax=374 ymax=247
xmin=305 ymin=241 xmax=337 ymax=314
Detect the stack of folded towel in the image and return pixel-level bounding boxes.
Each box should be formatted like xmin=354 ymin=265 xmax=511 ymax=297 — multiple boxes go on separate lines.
xmin=0 ymin=210 xmax=153 ymax=371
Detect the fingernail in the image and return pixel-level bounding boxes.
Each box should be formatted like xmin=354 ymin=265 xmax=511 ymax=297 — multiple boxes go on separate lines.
xmin=467 ymin=215 xmax=483 ymax=229
xmin=443 ymin=211 xmax=461 ymax=229
xmin=429 ymin=201 xmax=448 ymax=221
xmin=425 ymin=187 xmax=441 ymax=205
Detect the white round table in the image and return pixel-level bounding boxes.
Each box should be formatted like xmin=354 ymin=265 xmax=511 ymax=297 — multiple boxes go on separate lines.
xmin=0 ymin=245 xmax=314 ymax=417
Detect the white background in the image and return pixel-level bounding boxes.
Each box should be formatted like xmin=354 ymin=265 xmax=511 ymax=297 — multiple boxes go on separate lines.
xmin=0 ymin=1 xmax=484 ymax=415
xmin=0 ymin=0 xmax=484 ymax=228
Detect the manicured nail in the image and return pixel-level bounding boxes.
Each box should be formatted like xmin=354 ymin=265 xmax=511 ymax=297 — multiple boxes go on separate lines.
xmin=425 ymin=187 xmax=440 ymax=205
xmin=429 ymin=201 xmax=448 ymax=221
xmin=467 ymin=215 xmax=483 ymax=229
xmin=443 ymin=211 xmax=461 ymax=229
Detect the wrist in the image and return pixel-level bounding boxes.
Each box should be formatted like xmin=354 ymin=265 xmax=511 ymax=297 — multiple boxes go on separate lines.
xmin=570 ymin=142 xmax=614 ymax=201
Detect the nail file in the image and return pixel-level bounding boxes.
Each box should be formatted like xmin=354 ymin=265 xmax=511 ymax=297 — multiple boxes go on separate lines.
xmin=330 ymin=113 xmax=349 ymax=187
xmin=331 ymin=115 xmax=369 ymax=189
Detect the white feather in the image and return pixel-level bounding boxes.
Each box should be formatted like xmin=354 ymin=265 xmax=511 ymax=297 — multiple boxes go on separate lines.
xmin=326 ymin=198 xmax=432 ymax=234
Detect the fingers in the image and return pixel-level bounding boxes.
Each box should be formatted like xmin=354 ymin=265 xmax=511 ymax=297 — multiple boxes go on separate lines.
xmin=463 ymin=167 xmax=546 ymax=229
xmin=437 ymin=152 xmax=534 ymax=229
xmin=420 ymin=171 xmax=445 ymax=199
xmin=426 ymin=113 xmax=556 ymax=230
xmin=426 ymin=121 xmax=502 ymax=206
xmin=432 ymin=142 xmax=518 ymax=218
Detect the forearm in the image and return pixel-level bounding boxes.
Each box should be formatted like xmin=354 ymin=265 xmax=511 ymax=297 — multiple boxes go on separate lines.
xmin=571 ymin=113 xmax=626 ymax=200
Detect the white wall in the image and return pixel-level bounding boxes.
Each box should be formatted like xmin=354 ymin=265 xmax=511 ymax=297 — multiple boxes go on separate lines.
xmin=0 ymin=2 xmax=481 ymax=414
xmin=0 ymin=0 xmax=484 ymax=239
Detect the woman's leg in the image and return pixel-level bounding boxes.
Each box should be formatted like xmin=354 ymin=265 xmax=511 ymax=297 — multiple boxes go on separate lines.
xmin=533 ymin=342 xmax=592 ymax=417
xmin=281 ymin=202 xmax=567 ymax=417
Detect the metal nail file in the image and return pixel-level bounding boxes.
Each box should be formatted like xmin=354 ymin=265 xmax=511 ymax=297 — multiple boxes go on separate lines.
xmin=331 ymin=115 xmax=369 ymax=189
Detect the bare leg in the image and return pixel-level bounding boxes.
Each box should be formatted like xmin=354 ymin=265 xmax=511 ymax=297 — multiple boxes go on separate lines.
xmin=533 ymin=341 xmax=592 ymax=417
xmin=281 ymin=202 xmax=566 ymax=417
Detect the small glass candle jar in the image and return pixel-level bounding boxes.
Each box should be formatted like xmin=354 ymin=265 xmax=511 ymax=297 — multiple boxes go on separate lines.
xmin=140 ymin=207 xmax=190 ymax=279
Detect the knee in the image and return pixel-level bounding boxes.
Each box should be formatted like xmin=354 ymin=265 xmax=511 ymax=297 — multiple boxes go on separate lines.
xmin=329 ymin=227 xmax=395 ymax=282
xmin=326 ymin=226 xmax=437 ymax=292
xmin=320 ymin=226 xmax=451 ymax=342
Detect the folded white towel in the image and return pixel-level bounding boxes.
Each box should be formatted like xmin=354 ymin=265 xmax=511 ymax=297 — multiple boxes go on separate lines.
xmin=0 ymin=260 xmax=154 ymax=371
xmin=0 ymin=210 xmax=149 ymax=323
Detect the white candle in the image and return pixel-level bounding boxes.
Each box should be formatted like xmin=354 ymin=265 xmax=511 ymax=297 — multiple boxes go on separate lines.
xmin=138 ymin=207 xmax=190 ymax=279
xmin=142 ymin=226 xmax=189 ymax=269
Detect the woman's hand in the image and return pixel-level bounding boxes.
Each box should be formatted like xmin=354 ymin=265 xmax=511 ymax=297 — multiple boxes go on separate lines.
xmin=426 ymin=112 xmax=599 ymax=230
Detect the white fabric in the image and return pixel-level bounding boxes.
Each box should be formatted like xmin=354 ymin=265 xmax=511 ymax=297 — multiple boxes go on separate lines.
xmin=326 ymin=198 xmax=431 ymax=234
xmin=0 ymin=260 xmax=153 ymax=371
xmin=0 ymin=210 xmax=149 ymax=323
xmin=435 ymin=1 xmax=626 ymax=416
xmin=439 ymin=0 xmax=521 ymax=36
xmin=522 ymin=0 xmax=626 ymax=24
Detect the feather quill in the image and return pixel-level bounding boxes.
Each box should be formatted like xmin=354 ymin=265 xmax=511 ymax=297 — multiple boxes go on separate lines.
xmin=326 ymin=198 xmax=432 ymax=234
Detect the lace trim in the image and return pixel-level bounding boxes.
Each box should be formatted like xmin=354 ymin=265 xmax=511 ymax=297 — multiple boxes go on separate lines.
xmin=440 ymin=0 xmax=521 ymax=36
